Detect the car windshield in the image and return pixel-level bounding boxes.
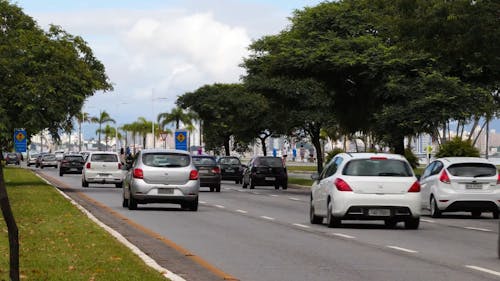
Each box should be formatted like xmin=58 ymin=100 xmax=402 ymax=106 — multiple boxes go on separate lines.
xmin=142 ymin=153 xmax=190 ymax=167
xmin=192 ymin=157 xmax=216 ymax=165
xmin=219 ymin=158 xmax=240 ymax=165
xmin=43 ymin=155 xmax=56 ymax=160
xmin=91 ymin=154 xmax=118 ymax=162
xmin=343 ymin=159 xmax=413 ymax=177
xmin=7 ymin=153 xmax=17 ymax=158
xmin=65 ymin=156 xmax=84 ymax=162
xmin=256 ymin=157 xmax=283 ymax=167
xmin=447 ymin=163 xmax=497 ymax=177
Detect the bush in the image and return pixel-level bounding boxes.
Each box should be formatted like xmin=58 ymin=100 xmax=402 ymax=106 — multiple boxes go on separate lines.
xmin=325 ymin=148 xmax=344 ymax=164
xmin=404 ymin=148 xmax=419 ymax=169
xmin=435 ymin=137 xmax=480 ymax=158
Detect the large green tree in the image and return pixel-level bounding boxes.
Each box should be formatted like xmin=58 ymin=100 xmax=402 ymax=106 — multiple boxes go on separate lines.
xmin=0 ymin=2 xmax=112 ymax=280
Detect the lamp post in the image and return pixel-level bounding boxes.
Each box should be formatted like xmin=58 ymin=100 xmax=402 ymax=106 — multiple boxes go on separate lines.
xmin=151 ymin=89 xmax=168 ymax=149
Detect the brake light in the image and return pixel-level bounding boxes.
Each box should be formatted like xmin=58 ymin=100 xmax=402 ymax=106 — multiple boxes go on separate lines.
xmin=408 ymin=181 xmax=421 ymax=192
xmin=86 ymin=162 xmax=91 ymax=169
xmin=211 ymin=167 xmax=221 ymax=174
xmin=118 ymin=163 xmax=122 ymax=170
xmin=334 ymin=178 xmax=353 ymax=192
xmin=62 ymin=160 xmax=69 ymax=164
xmin=497 ymin=173 xmax=500 ymax=185
xmin=133 ymin=168 xmax=144 ymax=179
xmin=439 ymin=170 xmax=450 ymax=184
xmin=370 ymin=156 xmax=387 ymax=160
xmin=189 ymin=170 xmax=199 ymax=180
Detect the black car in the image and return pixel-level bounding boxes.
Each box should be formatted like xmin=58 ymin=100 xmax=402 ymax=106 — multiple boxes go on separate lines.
xmin=217 ymin=156 xmax=244 ymax=184
xmin=59 ymin=154 xmax=85 ymax=176
xmin=192 ymin=155 xmax=221 ymax=192
xmin=242 ymin=156 xmax=288 ymax=190
xmin=5 ymin=153 xmax=20 ymax=165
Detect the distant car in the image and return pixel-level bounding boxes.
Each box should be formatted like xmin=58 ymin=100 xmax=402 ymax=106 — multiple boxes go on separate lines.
xmin=59 ymin=154 xmax=85 ymax=176
xmin=5 ymin=153 xmax=20 ymax=165
xmin=27 ymin=153 xmax=39 ymax=167
xmin=54 ymin=150 xmax=65 ymax=161
xmin=122 ymin=149 xmax=200 ymax=211
xmin=217 ymin=156 xmax=244 ymax=184
xmin=192 ymin=155 xmax=221 ymax=192
xmin=39 ymin=154 xmax=58 ymax=169
xmin=419 ymin=157 xmax=500 ymax=218
xmin=35 ymin=152 xmax=49 ymax=168
xmin=82 ymin=152 xmax=124 ymax=188
xmin=310 ymin=153 xmax=420 ymax=229
xmin=80 ymin=151 xmax=91 ymax=162
xmin=242 ymin=156 xmax=288 ymax=190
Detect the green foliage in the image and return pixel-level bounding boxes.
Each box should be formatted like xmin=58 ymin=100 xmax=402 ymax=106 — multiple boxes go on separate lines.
xmin=435 ymin=137 xmax=480 ymax=158
xmin=325 ymin=148 xmax=344 ymax=164
xmin=404 ymin=148 xmax=419 ymax=169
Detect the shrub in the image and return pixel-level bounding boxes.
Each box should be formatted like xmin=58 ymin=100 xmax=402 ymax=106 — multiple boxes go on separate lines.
xmin=325 ymin=148 xmax=344 ymax=164
xmin=404 ymin=148 xmax=419 ymax=169
xmin=435 ymin=137 xmax=480 ymax=158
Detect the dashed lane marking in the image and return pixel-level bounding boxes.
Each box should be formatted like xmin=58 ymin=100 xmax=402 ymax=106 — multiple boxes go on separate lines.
xmin=270 ymin=195 xmax=279 ymax=197
xmin=292 ymin=223 xmax=310 ymax=229
xmin=465 ymin=265 xmax=500 ymax=277
xmin=464 ymin=226 xmax=492 ymax=232
xmin=421 ymin=219 xmax=435 ymax=223
xmin=236 ymin=210 xmax=248 ymax=214
xmin=331 ymin=233 xmax=356 ymax=239
xmin=386 ymin=246 xmax=418 ymax=253
xmin=260 ymin=216 xmax=275 ymax=221
xmin=199 ymin=201 xmax=207 ymax=204
xmin=215 ymin=205 xmax=225 ymax=209
xmin=289 ymin=197 xmax=301 ymax=201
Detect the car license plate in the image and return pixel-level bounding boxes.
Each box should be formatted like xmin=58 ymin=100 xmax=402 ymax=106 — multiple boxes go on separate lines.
xmin=265 ymin=177 xmax=275 ymax=181
xmin=368 ymin=209 xmax=390 ymax=216
xmin=199 ymin=169 xmax=209 ymax=174
xmin=465 ymin=183 xmax=482 ymax=189
xmin=98 ymin=173 xmax=110 ymax=177
xmin=70 ymin=168 xmax=77 ymax=171
xmin=226 ymin=168 xmax=234 ymax=172
xmin=158 ymin=188 xmax=173 ymax=194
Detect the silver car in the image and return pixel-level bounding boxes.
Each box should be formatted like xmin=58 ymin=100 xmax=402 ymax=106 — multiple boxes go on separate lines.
xmin=122 ymin=149 xmax=200 ymax=211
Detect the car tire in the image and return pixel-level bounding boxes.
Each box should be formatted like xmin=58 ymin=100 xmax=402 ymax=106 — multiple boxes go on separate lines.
xmin=274 ymin=184 xmax=279 ymax=190
xmin=210 ymin=187 xmax=215 ymax=192
xmin=122 ymin=197 xmax=128 ymax=208
xmin=405 ymin=217 xmax=420 ymax=229
xmin=215 ymin=184 xmax=221 ymax=192
xmin=59 ymin=171 xmax=63 ymax=177
xmin=128 ymin=195 xmax=137 ymax=210
xmin=326 ymin=201 xmax=341 ymax=228
xmin=282 ymin=182 xmax=288 ymax=190
xmin=430 ymin=196 xmax=441 ymax=218
xmin=188 ymin=199 xmax=198 ymax=211
xmin=81 ymin=177 xmax=89 ymax=187
xmin=494 ymin=210 xmax=499 ymax=219
xmin=115 ymin=182 xmax=123 ymax=188
xmin=385 ymin=219 xmax=398 ymax=228
xmin=310 ymin=200 xmax=323 ymax=224
xmin=471 ymin=211 xmax=482 ymax=218
xmin=40 ymin=165 xmax=44 ymax=169
xmin=249 ymin=178 xmax=255 ymax=189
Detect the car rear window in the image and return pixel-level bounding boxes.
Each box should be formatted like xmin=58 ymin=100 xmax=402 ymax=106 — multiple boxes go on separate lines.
xmin=192 ymin=157 xmax=216 ymax=165
xmin=43 ymin=155 xmax=56 ymax=160
xmin=142 ymin=153 xmax=190 ymax=167
xmin=343 ymin=159 xmax=413 ymax=177
xmin=7 ymin=153 xmax=17 ymax=158
xmin=64 ymin=156 xmax=84 ymax=162
xmin=219 ymin=157 xmax=241 ymax=165
xmin=256 ymin=157 xmax=283 ymax=167
xmin=91 ymin=154 xmax=118 ymax=162
xmin=447 ymin=163 xmax=497 ymax=177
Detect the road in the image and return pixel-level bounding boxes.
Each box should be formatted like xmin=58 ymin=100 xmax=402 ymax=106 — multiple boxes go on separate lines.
xmin=33 ymin=166 xmax=500 ymax=281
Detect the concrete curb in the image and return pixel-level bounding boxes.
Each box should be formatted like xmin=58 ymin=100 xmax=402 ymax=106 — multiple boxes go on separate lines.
xmin=35 ymin=174 xmax=186 ymax=281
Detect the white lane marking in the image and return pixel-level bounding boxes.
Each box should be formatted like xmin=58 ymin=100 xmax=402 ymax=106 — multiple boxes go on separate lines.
xmin=236 ymin=209 xmax=248 ymax=214
xmin=289 ymin=197 xmax=301 ymax=201
xmin=237 ymin=190 xmax=245 ymax=192
xmin=464 ymin=226 xmax=492 ymax=232
xmin=252 ymin=192 xmax=261 ymax=195
xmin=260 ymin=216 xmax=275 ymax=221
xmin=270 ymin=195 xmax=279 ymax=197
xmin=293 ymin=223 xmax=310 ymax=229
xmin=421 ymin=219 xmax=435 ymax=223
xmin=223 ymin=187 xmax=230 ymax=190
xmin=199 ymin=201 xmax=207 ymax=204
xmin=466 ymin=265 xmax=500 ymax=277
xmin=386 ymin=245 xmax=418 ymax=253
xmin=331 ymin=233 xmax=355 ymax=239
xmin=215 ymin=205 xmax=225 ymax=209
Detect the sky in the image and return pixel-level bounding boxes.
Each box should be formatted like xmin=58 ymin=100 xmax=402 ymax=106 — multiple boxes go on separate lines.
xmin=11 ymin=0 xmax=324 ymax=139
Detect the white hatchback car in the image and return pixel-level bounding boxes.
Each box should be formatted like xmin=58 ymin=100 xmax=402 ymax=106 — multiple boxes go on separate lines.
xmin=419 ymin=157 xmax=500 ymax=218
xmin=310 ymin=153 xmax=421 ymax=229
xmin=82 ymin=151 xmax=124 ymax=188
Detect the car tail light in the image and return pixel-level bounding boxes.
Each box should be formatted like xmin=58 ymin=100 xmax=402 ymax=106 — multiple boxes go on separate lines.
xmin=497 ymin=174 xmax=500 ymax=185
xmin=189 ymin=170 xmax=199 ymax=180
xmin=439 ymin=170 xmax=450 ymax=184
xmin=408 ymin=181 xmax=421 ymax=192
xmin=211 ymin=167 xmax=221 ymax=174
xmin=118 ymin=163 xmax=122 ymax=170
xmin=334 ymin=178 xmax=353 ymax=192
xmin=86 ymin=162 xmax=91 ymax=169
xmin=62 ymin=160 xmax=69 ymax=164
xmin=133 ymin=168 xmax=144 ymax=179
xmin=370 ymin=156 xmax=387 ymax=160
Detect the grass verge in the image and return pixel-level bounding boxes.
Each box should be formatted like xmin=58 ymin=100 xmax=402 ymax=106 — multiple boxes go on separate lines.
xmin=0 ymin=167 xmax=168 ymax=281
xmin=287 ymin=165 xmax=317 ymax=172
xmin=288 ymin=177 xmax=313 ymax=187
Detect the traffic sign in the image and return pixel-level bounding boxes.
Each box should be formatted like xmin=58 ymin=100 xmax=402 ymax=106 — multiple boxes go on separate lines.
xmin=175 ymin=130 xmax=188 ymax=151
xmin=159 ymin=131 xmax=169 ymax=141
xmin=14 ymin=128 xmax=27 ymax=152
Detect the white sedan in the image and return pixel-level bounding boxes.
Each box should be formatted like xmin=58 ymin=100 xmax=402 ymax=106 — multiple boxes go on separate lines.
xmin=310 ymin=153 xmax=421 ymax=229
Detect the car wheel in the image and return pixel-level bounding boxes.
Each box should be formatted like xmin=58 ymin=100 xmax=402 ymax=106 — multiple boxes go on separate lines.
xmin=493 ymin=210 xmax=499 ymax=219
xmin=115 ymin=182 xmax=123 ymax=188
xmin=82 ymin=178 xmax=89 ymax=188
xmin=188 ymin=199 xmax=198 ymax=211
xmin=215 ymin=184 xmax=221 ymax=192
xmin=249 ymin=178 xmax=255 ymax=189
xmin=40 ymin=165 xmax=44 ymax=169
xmin=59 ymin=171 xmax=63 ymax=177
xmin=471 ymin=211 xmax=482 ymax=218
xmin=430 ymin=196 xmax=441 ymax=218
xmin=326 ymin=200 xmax=341 ymax=228
xmin=122 ymin=197 xmax=128 ymax=208
xmin=128 ymin=195 xmax=137 ymax=210
xmin=310 ymin=199 xmax=323 ymax=224
xmin=282 ymin=182 xmax=288 ymax=190
xmin=210 ymin=187 xmax=215 ymax=192
xmin=385 ymin=219 xmax=398 ymax=228
xmin=405 ymin=217 xmax=420 ymax=229
xmin=274 ymin=183 xmax=279 ymax=190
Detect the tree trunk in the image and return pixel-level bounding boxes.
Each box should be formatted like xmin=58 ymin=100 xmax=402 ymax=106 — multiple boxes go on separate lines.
xmin=393 ymin=135 xmax=405 ymax=155
xmin=259 ymin=136 xmax=268 ymax=156
xmin=0 ymin=149 xmax=20 ymax=281
xmin=224 ymin=136 xmax=230 ymax=156
xmin=311 ymin=134 xmax=323 ymax=173
xmin=78 ymin=121 xmax=82 ymax=152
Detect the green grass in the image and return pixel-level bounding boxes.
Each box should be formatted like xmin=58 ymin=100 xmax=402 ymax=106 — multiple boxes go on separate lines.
xmin=287 ymin=165 xmax=317 ymax=172
xmin=288 ymin=177 xmax=313 ymax=187
xmin=0 ymin=167 xmax=168 ymax=281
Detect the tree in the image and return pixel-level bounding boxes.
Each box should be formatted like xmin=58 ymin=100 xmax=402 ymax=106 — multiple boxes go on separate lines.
xmin=157 ymin=106 xmax=196 ymax=130
xmin=91 ymin=111 xmax=115 ymax=150
xmin=0 ymin=2 xmax=112 ymax=280
xmin=75 ymin=112 xmax=91 ymax=152
xmin=96 ymin=124 xmax=121 ymax=151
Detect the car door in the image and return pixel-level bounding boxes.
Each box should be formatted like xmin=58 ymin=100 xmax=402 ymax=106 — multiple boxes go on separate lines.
xmin=311 ymin=163 xmax=329 ymax=214
xmin=419 ymin=161 xmax=436 ymax=209
xmin=317 ymin=156 xmax=342 ymax=215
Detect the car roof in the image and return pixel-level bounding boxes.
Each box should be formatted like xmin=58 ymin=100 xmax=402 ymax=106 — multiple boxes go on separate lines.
xmin=339 ymin=152 xmax=406 ymax=160
xmin=64 ymin=154 xmax=83 ymax=157
xmin=139 ymin=149 xmax=191 ymax=155
xmin=89 ymin=151 xmax=118 ymax=155
xmin=437 ymin=157 xmax=494 ymax=165
xmin=192 ymin=155 xmax=215 ymax=158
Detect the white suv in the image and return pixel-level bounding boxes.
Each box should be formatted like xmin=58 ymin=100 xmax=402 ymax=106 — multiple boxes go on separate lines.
xmin=82 ymin=151 xmax=124 ymax=188
xmin=420 ymin=157 xmax=500 ymax=218
xmin=310 ymin=153 xmax=421 ymax=229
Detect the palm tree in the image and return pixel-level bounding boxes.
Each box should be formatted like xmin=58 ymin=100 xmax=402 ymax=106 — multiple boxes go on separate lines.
xmin=91 ymin=111 xmax=115 ymax=151
xmin=98 ymin=124 xmax=121 ymax=151
xmin=135 ymin=117 xmax=153 ymax=149
xmin=121 ymin=123 xmax=140 ymax=155
xmin=157 ymin=106 xmax=196 ymax=130
xmin=76 ymin=112 xmax=91 ymax=152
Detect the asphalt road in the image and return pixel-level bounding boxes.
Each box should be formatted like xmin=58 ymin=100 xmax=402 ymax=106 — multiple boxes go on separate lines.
xmin=33 ymin=166 xmax=500 ymax=281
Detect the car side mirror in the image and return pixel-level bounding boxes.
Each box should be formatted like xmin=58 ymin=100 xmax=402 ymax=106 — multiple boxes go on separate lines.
xmin=311 ymin=173 xmax=320 ymax=181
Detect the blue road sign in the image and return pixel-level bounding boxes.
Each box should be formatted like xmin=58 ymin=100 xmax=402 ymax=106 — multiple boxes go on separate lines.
xmin=14 ymin=128 xmax=27 ymax=152
xmin=175 ymin=131 xmax=188 ymax=151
